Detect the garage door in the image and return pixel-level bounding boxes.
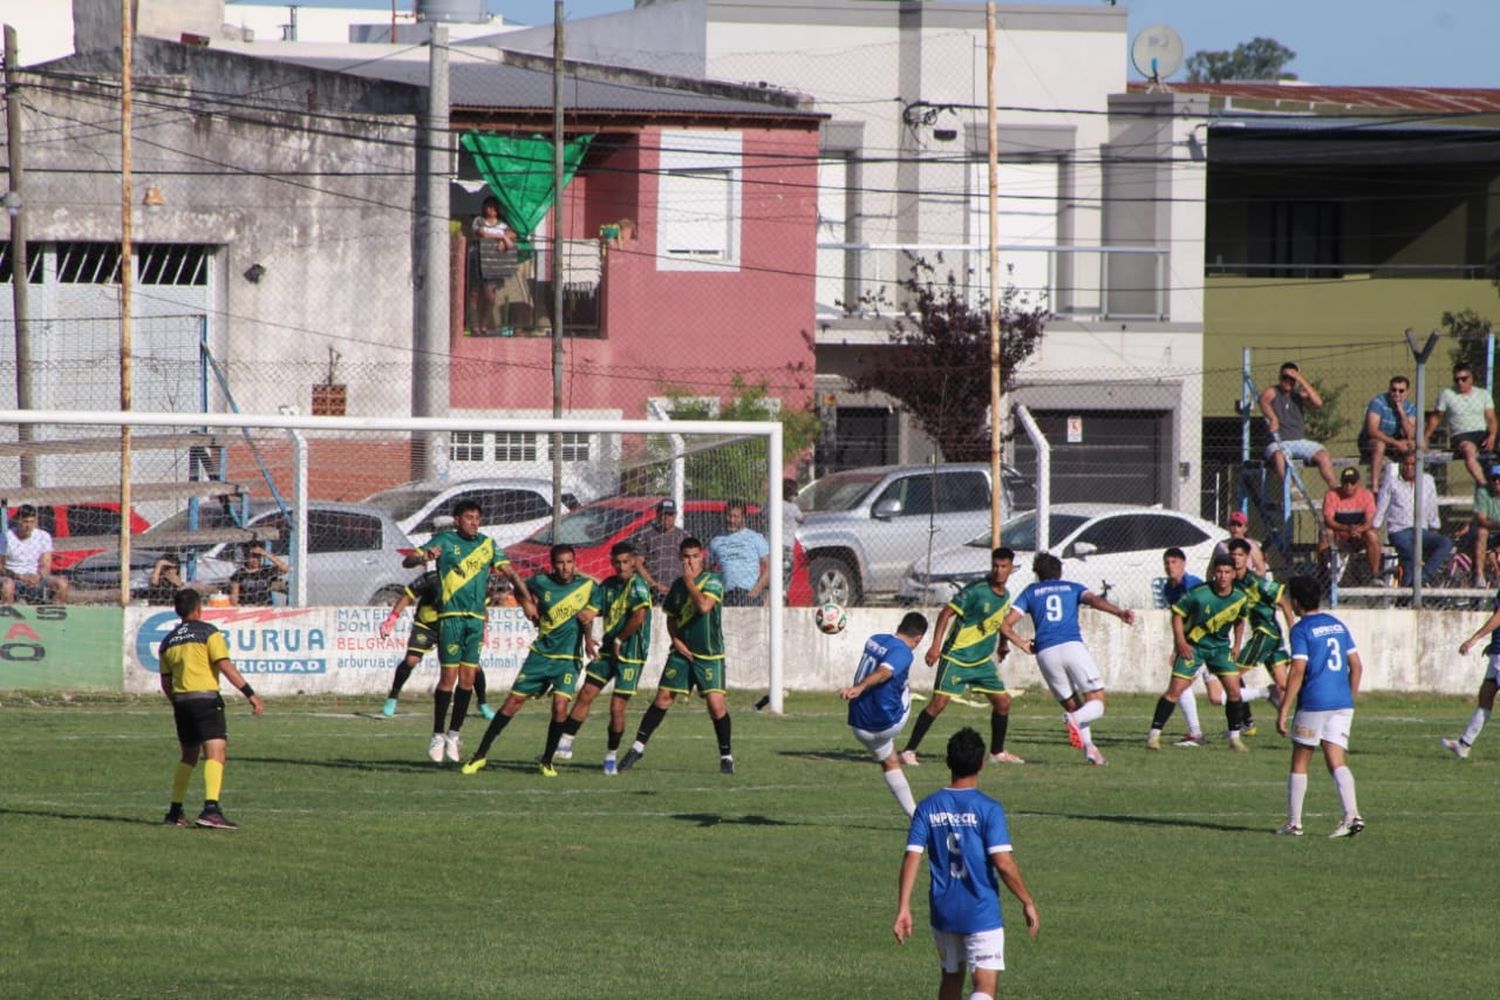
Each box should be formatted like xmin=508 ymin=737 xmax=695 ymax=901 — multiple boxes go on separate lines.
xmin=1013 ymin=410 xmax=1170 ymax=506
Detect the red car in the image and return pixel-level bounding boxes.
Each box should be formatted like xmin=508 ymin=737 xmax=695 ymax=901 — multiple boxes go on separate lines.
xmin=6 ymin=503 xmax=151 ymax=571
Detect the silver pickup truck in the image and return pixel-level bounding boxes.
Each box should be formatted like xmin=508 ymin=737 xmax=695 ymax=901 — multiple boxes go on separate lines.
xmin=795 ymin=463 xmax=1025 ymax=605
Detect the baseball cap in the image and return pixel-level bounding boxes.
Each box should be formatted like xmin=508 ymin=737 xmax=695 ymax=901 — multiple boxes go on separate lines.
xmin=1228 ymin=511 xmax=1248 ymax=526
xmin=657 ymin=499 xmax=677 ymax=514
xmin=1488 ymin=465 xmax=1500 ymax=479
xmin=1340 ymin=468 xmax=1360 ymax=484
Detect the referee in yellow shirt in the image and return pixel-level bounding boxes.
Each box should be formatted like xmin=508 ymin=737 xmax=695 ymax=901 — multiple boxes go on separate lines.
xmin=159 ymin=588 xmax=264 ymax=829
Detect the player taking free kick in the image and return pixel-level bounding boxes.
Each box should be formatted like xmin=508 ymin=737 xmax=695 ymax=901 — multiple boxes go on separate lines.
xmin=840 ymin=611 xmax=929 ymax=816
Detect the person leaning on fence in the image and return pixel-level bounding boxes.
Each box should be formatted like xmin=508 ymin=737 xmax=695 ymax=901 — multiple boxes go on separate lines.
xmin=1424 ymin=362 xmax=1497 ymax=488
xmin=1318 ymin=468 xmax=1383 ymax=584
xmin=1470 ymin=465 xmax=1500 ymax=589
xmin=1259 ymin=361 xmax=1338 ymax=490
xmin=1359 ymin=375 xmax=1418 ymax=492
xmin=1374 ymin=451 xmax=1451 ymax=587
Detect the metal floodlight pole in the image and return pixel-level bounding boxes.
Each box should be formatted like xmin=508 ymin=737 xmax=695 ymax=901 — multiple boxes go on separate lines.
xmin=550 ymin=1 xmax=566 ymax=532
xmin=985 ymin=1 xmax=1002 ymax=543
xmin=1405 ymin=327 xmax=1441 ymax=609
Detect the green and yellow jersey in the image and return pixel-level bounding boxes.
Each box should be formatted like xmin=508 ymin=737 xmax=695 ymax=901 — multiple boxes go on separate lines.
xmin=405 ymin=570 xmax=441 ymax=630
xmin=596 ymin=573 xmax=653 ymax=665
xmin=526 ymin=572 xmax=598 ymax=662
xmin=430 ymin=530 xmax=510 ymax=619
xmin=664 ymin=572 xmax=725 ymax=661
xmin=1171 ymin=583 xmax=1251 ymax=653
xmin=159 ymin=619 xmax=232 ymax=696
xmin=939 ymin=578 xmax=1011 ymax=668
xmin=1235 ymin=571 xmax=1285 ymax=636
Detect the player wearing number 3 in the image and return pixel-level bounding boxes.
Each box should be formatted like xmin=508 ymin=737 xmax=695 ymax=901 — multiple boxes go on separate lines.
xmin=1002 ymin=553 xmax=1134 ymax=765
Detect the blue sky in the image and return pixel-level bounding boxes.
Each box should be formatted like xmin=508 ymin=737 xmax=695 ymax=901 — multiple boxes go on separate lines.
xmin=289 ymin=1 xmax=1500 ymax=87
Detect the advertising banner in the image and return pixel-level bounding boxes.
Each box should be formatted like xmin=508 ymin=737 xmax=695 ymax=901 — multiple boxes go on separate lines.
xmin=0 ymin=605 xmax=124 ymax=691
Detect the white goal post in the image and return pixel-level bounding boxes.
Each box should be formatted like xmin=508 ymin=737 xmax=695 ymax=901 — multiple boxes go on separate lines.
xmin=0 ymin=409 xmax=787 ymax=713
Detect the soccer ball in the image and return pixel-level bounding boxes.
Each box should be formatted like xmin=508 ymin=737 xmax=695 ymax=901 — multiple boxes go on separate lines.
xmin=815 ymin=602 xmax=848 ymax=635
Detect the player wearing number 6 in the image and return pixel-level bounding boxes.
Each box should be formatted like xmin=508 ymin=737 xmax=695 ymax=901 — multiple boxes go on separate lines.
xmin=1275 ymin=576 xmax=1365 ymax=838
xmin=1002 ymin=554 xmax=1134 ymax=765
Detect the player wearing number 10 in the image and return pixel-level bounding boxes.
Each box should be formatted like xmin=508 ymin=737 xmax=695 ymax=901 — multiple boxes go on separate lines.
xmin=840 ymin=611 xmax=929 ymax=816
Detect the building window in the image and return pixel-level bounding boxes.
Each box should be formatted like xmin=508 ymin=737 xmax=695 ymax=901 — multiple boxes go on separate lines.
xmin=558 ymin=431 xmax=589 ymax=462
xmin=56 ymin=242 xmax=122 ymax=283
xmin=656 ymin=130 xmax=741 ymax=272
xmin=496 ymin=431 xmax=537 ymax=462
xmin=451 ymin=431 xmax=486 ymax=462
xmin=138 ymin=244 xmax=209 ymax=285
xmin=0 ymin=244 xmax=43 ymax=284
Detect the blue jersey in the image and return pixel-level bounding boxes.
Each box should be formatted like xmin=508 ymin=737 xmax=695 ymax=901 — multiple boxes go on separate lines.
xmin=847 ymin=633 xmax=914 ymax=732
xmin=906 ymin=787 xmax=1011 ymax=934
xmin=1288 ymin=612 xmax=1358 ymax=712
xmin=1161 ymin=573 xmax=1203 ymax=607
xmin=1012 ymin=580 xmax=1089 ymax=652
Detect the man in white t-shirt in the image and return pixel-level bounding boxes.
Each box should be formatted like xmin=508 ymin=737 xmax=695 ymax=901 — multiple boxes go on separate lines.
xmin=2 ymin=505 xmax=70 ymax=604
xmin=1424 ymin=362 xmax=1497 ymax=488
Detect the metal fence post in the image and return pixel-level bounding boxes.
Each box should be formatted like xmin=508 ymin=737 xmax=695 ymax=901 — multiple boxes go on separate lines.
xmin=1407 ymin=328 xmax=1442 ymax=609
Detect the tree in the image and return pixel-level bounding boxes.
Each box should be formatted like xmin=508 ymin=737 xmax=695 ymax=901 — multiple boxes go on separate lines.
xmin=1186 ymin=37 xmax=1297 ymax=83
xmin=1302 ymin=374 xmax=1350 ymax=444
xmin=1444 ymin=308 xmax=1497 ymax=390
xmin=845 ymin=256 xmax=1049 ymax=462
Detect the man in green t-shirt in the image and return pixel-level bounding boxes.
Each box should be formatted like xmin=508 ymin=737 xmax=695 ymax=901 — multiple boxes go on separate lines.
xmin=1423 ymin=362 xmax=1498 ymax=488
xmin=1146 ymin=556 xmax=1254 ymax=751
xmin=1228 ymin=538 xmax=1298 ymax=736
xmin=897 ymin=547 xmax=1023 ymax=767
xmin=419 ymin=499 xmax=534 ymax=765
xmin=618 ymin=535 xmax=737 ymax=774
xmin=1471 ymin=465 xmax=1500 ymax=588
xmin=552 ymin=541 xmax=653 ymax=774
xmin=462 ymin=543 xmax=598 ymax=777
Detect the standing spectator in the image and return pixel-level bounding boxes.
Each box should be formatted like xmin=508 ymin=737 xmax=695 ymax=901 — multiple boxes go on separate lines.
xmin=1211 ymin=511 xmax=1267 ymax=575
xmin=1259 ymin=361 xmax=1337 ymax=490
xmin=2 ymin=504 xmax=70 ymax=604
xmin=1473 ymin=466 xmax=1500 ymax=588
xmin=1359 ymin=375 xmax=1418 ymax=491
xmin=1374 ymin=452 xmax=1451 ymax=586
xmin=1424 ymin=362 xmax=1497 ymax=488
xmin=781 ymin=478 xmax=805 ymax=587
xmin=228 ymin=543 xmax=288 ymax=606
xmin=1317 ymin=468 xmax=1382 ymax=583
xmin=466 ymin=196 xmax=519 ymax=335
xmin=632 ymin=499 xmax=685 ymax=599
xmin=709 ymin=499 xmax=770 ymax=606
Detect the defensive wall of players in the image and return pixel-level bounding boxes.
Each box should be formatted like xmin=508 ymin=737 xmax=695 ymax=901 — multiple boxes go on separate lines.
xmin=0 ymin=603 xmax=1483 ymax=697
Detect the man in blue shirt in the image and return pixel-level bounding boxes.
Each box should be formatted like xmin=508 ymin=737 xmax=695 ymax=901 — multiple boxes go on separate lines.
xmin=1002 ymin=553 xmax=1135 ymax=765
xmin=1275 ymin=576 xmax=1365 ymax=838
xmin=1359 ymin=375 xmax=1417 ymax=492
xmin=708 ymin=499 xmax=770 ymax=606
xmin=895 ymin=728 xmax=1039 ymax=1000
xmin=839 ymin=611 xmax=929 ymax=816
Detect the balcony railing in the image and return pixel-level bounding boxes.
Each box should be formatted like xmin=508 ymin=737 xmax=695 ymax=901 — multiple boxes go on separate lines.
xmin=816 ymin=243 xmax=1169 ymax=321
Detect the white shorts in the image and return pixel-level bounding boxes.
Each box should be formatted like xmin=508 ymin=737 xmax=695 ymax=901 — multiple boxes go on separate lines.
xmin=852 ymin=717 xmax=908 ymax=762
xmin=1290 ymin=707 xmax=1354 ymax=749
xmin=1035 ymin=641 xmax=1104 ymax=700
xmin=932 ymin=926 xmax=1005 ymax=973
xmin=1265 ymin=438 xmax=1325 ymax=462
xmin=1484 ymin=654 xmax=1500 ymax=684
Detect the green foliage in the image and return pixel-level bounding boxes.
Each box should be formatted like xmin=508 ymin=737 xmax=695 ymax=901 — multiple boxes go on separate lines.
xmin=0 ymin=694 xmax=1494 ymax=996
xmin=1303 ymin=373 xmax=1351 ymax=443
xmin=1186 ymin=36 xmax=1297 ymax=82
xmin=1444 ymin=308 xmax=1497 ymax=389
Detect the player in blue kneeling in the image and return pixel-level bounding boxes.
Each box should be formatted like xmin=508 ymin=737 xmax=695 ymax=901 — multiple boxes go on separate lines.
xmin=839 ymin=611 xmax=929 ymax=817
xmin=1275 ymin=576 xmax=1365 ymax=839
xmin=895 ymin=728 xmax=1039 ymax=1000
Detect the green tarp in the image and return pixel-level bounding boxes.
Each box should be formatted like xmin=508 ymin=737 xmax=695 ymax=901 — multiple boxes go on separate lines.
xmin=460 ymin=132 xmax=594 ymax=256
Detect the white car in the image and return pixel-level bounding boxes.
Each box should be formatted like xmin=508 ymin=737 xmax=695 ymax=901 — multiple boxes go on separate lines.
xmin=896 ymin=503 xmax=1228 ymax=609
xmin=362 ymin=478 xmax=581 ymax=549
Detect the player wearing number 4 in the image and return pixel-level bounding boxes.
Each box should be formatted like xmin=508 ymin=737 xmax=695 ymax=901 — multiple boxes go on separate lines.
xmin=1275 ymin=576 xmax=1365 ymax=838
xmin=1002 ymin=553 xmax=1134 ymax=765
xmin=840 ymin=611 xmax=929 ymax=816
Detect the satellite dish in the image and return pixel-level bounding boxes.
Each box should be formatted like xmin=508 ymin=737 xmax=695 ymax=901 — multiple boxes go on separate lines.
xmin=1131 ymin=24 xmax=1184 ymax=83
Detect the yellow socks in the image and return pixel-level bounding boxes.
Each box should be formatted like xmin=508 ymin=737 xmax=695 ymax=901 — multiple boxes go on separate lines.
xmin=203 ymin=759 xmax=224 ymax=803
xmin=171 ymin=762 xmax=194 ymax=803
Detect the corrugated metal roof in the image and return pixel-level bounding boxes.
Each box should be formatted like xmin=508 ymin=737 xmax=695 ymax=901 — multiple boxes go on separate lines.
xmin=1133 ymin=81 xmax=1500 ymax=114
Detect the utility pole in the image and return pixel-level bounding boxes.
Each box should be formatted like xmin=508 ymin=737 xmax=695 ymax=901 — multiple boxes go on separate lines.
xmin=119 ymin=0 xmax=134 ymax=607
xmin=412 ymin=22 xmax=450 ymax=481
xmin=986 ymin=2 xmax=1002 ymax=543
xmin=550 ymin=0 xmax=566 ymax=531
xmin=4 ymin=25 xmax=36 ymax=487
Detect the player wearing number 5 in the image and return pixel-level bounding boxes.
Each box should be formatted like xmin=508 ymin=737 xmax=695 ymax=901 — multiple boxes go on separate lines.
xmin=1275 ymin=576 xmax=1365 ymax=838
xmin=1002 ymin=553 xmax=1134 ymax=765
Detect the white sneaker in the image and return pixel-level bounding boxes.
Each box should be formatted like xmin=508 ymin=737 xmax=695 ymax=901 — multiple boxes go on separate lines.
xmin=1275 ymin=822 xmax=1304 ymax=837
xmin=989 ymin=751 xmax=1025 ymax=764
xmin=1084 ymin=744 xmax=1107 ymax=766
xmin=1145 ymin=729 xmax=1161 ymax=750
xmin=554 ymin=741 xmax=574 ymax=761
xmin=1228 ymin=732 xmax=1248 ymax=753
xmin=443 ymin=731 xmax=461 ymax=763
xmin=427 ymin=733 xmax=445 ymax=763
xmin=898 ymin=750 xmax=919 ymax=766
xmin=1329 ymin=816 xmax=1365 ymax=839
xmin=1173 ymin=733 xmax=1206 ymax=748
xmin=1441 ymin=737 xmax=1471 ymax=759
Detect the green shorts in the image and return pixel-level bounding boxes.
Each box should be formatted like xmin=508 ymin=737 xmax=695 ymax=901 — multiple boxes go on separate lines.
xmin=1237 ymin=629 xmax=1290 ymax=671
xmin=585 ymin=656 xmax=644 ymax=698
xmin=1173 ymin=645 xmax=1238 ymax=680
xmin=406 ymin=623 xmax=438 ymax=659
xmin=660 ymin=652 xmax=725 ymax=696
xmin=933 ymin=656 xmax=1007 ymax=697
xmin=512 ymin=652 xmax=582 ymax=700
xmin=438 ymin=616 xmax=485 ymax=667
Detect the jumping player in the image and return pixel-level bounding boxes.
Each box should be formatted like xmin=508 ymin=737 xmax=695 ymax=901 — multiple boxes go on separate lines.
xmin=1003 ymin=553 xmax=1134 ymax=765
xmin=377 ymin=568 xmax=494 ymax=721
xmin=839 ymin=611 xmax=929 ymax=816
xmin=1275 ymin=576 xmax=1365 ymax=838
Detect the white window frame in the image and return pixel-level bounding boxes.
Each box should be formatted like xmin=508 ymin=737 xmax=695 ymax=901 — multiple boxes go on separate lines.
xmin=556 ymin=431 xmax=590 ymax=462
xmin=451 ymin=430 xmax=486 ymax=462
xmin=656 ymin=130 xmax=742 ymax=272
xmin=495 ymin=431 xmax=538 ymax=462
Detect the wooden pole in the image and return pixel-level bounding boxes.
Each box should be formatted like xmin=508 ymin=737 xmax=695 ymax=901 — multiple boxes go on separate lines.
xmin=986 ymin=2 xmax=1002 ymax=544
xmin=550 ymin=0 xmax=566 ymax=531
xmin=4 ymin=25 xmax=36 ymax=487
xmin=119 ymin=0 xmax=133 ymax=607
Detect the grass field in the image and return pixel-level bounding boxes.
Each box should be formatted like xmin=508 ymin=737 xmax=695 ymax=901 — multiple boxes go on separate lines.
xmin=1 ymin=690 xmax=1495 ymax=999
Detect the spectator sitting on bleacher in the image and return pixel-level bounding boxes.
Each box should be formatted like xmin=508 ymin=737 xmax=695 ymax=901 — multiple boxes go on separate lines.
xmin=229 ymin=542 xmax=288 ymax=606
xmin=1374 ymin=452 xmax=1451 ymax=587
xmin=1423 ymin=362 xmax=1497 ymax=488
xmin=1359 ymin=375 xmax=1417 ymax=493
xmin=1318 ymin=468 xmax=1382 ymax=584
xmin=1259 ymin=361 xmax=1337 ymax=490
xmin=1 ymin=504 xmax=70 ymax=604
xmin=1471 ymin=465 xmax=1500 ymax=589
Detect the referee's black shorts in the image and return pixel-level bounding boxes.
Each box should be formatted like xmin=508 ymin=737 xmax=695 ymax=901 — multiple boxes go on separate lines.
xmin=173 ymin=695 xmax=228 ymax=745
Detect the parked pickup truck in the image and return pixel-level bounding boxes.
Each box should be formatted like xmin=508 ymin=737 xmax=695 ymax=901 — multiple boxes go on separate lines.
xmin=795 ymin=463 xmax=1025 ymax=605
